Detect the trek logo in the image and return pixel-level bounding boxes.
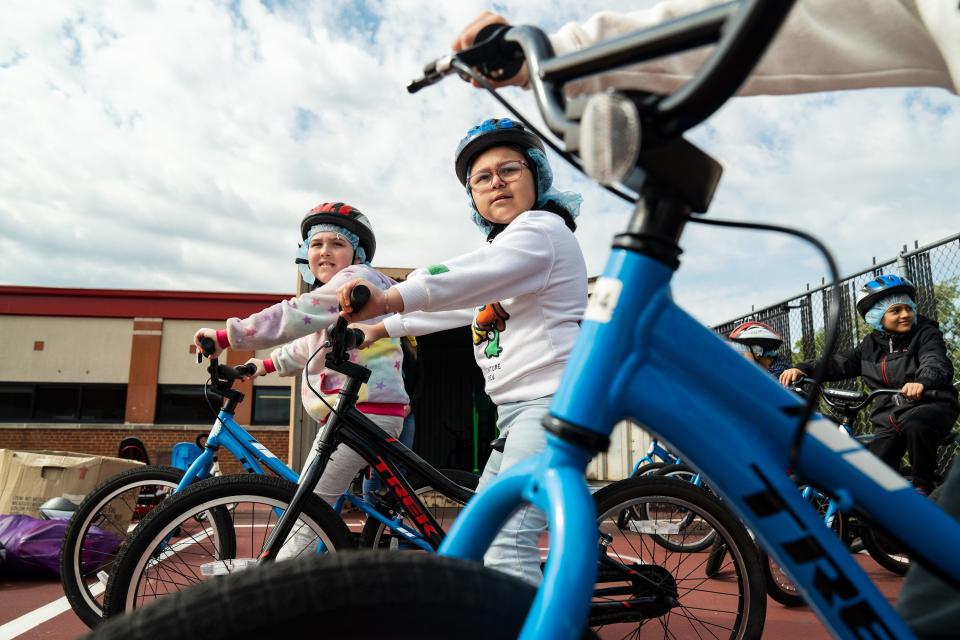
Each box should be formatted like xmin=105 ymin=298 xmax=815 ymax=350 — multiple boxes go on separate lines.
xmin=373 ymin=458 xmax=439 ymax=539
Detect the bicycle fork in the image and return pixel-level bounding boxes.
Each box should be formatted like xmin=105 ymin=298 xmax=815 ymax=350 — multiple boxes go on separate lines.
xmin=257 ymin=375 xmax=364 ymax=562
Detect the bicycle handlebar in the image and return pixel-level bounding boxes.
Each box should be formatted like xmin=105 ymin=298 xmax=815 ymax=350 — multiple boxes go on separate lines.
xmin=326 ymin=284 xmax=370 ymax=363
xmin=197 ymin=337 xmax=257 ymax=391
xmin=794 ymin=377 xmax=954 ymax=412
xmin=410 ymin=0 xmax=796 ymax=142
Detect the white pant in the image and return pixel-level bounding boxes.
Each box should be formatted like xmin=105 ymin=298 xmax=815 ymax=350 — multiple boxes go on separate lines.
xmin=477 ymin=397 xmax=551 ymax=586
xmin=278 ymin=412 xmax=404 ymax=559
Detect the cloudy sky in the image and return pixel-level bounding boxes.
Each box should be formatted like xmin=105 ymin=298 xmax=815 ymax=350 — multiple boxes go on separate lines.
xmin=1 ymin=1 xmax=957 ymax=326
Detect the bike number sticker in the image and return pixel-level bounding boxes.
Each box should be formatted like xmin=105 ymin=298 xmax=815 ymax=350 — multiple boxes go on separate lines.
xmin=584 ymin=277 xmax=622 ymax=323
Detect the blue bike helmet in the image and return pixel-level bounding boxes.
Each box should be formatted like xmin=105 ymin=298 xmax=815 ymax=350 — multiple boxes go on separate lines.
xmin=454 ymin=118 xmax=544 ymax=185
xmin=855 ymin=274 xmax=916 ymax=318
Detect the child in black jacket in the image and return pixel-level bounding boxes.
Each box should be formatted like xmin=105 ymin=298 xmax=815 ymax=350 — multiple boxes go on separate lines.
xmin=781 ymin=275 xmax=959 ymax=494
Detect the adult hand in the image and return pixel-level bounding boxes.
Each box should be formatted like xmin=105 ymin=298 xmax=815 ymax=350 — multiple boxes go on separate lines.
xmin=350 ymin=322 xmax=388 ymax=349
xmin=193 ymin=328 xmax=224 ymax=359
xmin=779 ymin=368 xmax=805 ymax=387
xmin=451 ymin=11 xmax=529 ymax=89
xmin=901 ymin=382 xmax=924 ymax=401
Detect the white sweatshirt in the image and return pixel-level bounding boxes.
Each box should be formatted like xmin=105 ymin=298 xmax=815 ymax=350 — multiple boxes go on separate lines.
xmin=550 ymin=0 xmax=959 ymax=96
xmin=382 ymin=210 xmax=588 ymax=405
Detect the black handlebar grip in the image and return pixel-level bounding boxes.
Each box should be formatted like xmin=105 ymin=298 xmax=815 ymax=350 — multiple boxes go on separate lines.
xmin=348 ymin=328 xmax=366 ymax=350
xmin=921 ymin=389 xmax=955 ymax=402
xmin=350 ymin=284 xmax=370 ymax=313
xmin=236 ymin=363 xmax=258 ymax=377
xmin=200 ymin=337 xmax=216 ymax=356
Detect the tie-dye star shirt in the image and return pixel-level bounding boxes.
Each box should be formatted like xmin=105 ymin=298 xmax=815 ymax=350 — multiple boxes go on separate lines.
xmin=225 ymin=264 xmax=408 ymax=422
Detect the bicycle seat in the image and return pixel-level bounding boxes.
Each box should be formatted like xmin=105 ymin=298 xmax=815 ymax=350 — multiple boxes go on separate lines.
xmin=822 ymin=388 xmax=867 ymax=403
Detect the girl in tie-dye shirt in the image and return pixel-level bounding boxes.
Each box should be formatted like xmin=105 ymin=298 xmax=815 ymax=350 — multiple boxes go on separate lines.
xmin=192 ymin=203 xmax=407 ymax=549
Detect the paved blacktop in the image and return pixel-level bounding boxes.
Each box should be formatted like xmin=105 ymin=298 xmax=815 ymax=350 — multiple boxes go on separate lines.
xmin=1 ymin=548 xmax=902 ymax=639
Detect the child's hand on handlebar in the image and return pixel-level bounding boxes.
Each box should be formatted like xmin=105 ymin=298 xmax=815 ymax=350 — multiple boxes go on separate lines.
xmin=779 ymin=368 xmax=805 ymax=387
xmin=193 ymin=328 xmax=225 ymax=359
xmin=349 ymin=322 xmax=387 ymax=349
xmin=241 ymin=358 xmax=267 ymax=379
xmin=452 ymin=11 xmax=529 ymax=89
xmin=901 ymin=381 xmax=925 ymax=401
xmin=337 ymin=279 xmax=403 ymax=323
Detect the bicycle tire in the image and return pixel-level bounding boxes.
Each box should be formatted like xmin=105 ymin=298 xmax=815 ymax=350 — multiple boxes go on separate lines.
xmin=760 ymin=549 xmax=806 ymax=607
xmin=60 ymin=465 xmax=185 ymax=628
xmin=359 ymin=468 xmax=478 ymax=549
xmin=89 ymin=552 xmax=596 ymax=640
xmin=761 ymin=484 xmax=847 ymax=607
xmin=860 ymin=525 xmax=910 ymax=576
xmin=629 ymin=460 xmax=671 ymax=478
xmin=646 ymin=463 xmax=717 ymax=552
xmin=102 ymin=474 xmax=353 ymax=618
xmin=591 ymin=477 xmax=766 ymax=638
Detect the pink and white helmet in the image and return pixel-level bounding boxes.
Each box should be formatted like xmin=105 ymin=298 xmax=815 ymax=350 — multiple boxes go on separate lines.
xmin=729 ymin=322 xmax=783 ymax=355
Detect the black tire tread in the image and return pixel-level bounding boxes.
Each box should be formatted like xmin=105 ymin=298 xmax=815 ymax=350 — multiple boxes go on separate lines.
xmin=89 ymin=552 xmax=600 ymax=640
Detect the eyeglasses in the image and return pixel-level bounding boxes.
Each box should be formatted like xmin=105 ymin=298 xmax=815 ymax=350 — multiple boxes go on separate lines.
xmin=467 ymin=160 xmax=529 ymax=190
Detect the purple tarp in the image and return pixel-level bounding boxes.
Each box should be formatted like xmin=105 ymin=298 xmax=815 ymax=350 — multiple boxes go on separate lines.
xmin=0 ymin=514 xmax=121 ymax=578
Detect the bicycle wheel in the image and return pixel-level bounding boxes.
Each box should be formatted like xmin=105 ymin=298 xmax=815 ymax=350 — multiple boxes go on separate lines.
xmin=630 ymin=461 xmax=671 ymax=478
xmin=760 ymin=549 xmax=806 ymax=607
xmin=591 ymin=477 xmax=766 ymax=639
xmin=761 ymin=485 xmax=844 ymax=608
xmin=637 ymin=464 xmax=717 ymax=552
xmin=60 ymin=465 xmax=185 ymax=628
xmin=861 ymin=525 xmax=910 ymax=575
xmin=359 ymin=468 xmax=478 ymax=549
xmin=89 ymin=552 xmax=598 ymax=640
xmin=102 ymin=474 xmax=353 ymax=618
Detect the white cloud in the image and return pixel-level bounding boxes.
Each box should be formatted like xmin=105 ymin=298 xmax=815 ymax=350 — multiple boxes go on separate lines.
xmin=0 ymin=1 xmax=957 ymax=328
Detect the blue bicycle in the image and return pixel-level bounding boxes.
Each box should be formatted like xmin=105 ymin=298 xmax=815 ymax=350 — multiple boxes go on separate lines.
xmin=84 ymin=2 xmax=960 ymax=639
xmin=63 ymin=334 xmax=475 ymax=627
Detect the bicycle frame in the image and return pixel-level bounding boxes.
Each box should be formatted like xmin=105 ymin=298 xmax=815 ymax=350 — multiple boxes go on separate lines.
xmin=628 ymin=437 xmax=680 ymax=475
xmin=175 ymin=410 xmax=298 ymax=492
xmin=440 ymin=245 xmax=960 ymax=639
xmin=257 ymin=352 xmax=474 ymax=560
xmin=168 ymin=380 xmax=468 ymax=560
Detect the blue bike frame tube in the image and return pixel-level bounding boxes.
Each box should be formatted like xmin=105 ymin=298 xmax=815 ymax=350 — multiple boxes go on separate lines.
xmin=176 ymin=412 xmax=298 ymax=493
xmin=440 ymin=434 xmax=596 ymax=640
xmin=546 ymin=248 xmax=960 ymax=639
xmin=339 ymin=493 xmax=435 ymax=552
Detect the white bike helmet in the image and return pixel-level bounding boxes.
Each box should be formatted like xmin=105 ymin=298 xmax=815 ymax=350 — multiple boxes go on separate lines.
xmin=729 ymin=322 xmax=783 ymax=357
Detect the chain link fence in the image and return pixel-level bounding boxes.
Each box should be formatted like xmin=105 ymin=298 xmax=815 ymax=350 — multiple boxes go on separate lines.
xmin=714 ymin=232 xmax=960 ymax=476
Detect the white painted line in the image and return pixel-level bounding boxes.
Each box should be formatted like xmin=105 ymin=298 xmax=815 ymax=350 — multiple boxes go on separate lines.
xmin=0 ymin=529 xmax=214 ymax=639
xmin=0 ymin=583 xmax=104 ymax=640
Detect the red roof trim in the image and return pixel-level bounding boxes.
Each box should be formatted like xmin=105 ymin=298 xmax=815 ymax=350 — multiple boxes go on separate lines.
xmin=0 ymin=285 xmax=293 ymax=321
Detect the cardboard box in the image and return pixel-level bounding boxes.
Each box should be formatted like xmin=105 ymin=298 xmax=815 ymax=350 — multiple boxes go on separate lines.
xmin=0 ymin=450 xmax=144 ymax=518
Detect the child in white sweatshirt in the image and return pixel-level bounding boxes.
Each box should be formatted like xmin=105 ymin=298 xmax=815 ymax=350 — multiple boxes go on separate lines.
xmin=338 ymin=118 xmax=588 ymax=586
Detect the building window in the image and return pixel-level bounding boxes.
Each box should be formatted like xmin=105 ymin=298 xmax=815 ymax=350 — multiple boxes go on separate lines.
xmin=0 ymin=383 xmax=127 ymax=423
xmin=0 ymin=384 xmax=34 ymax=420
xmin=252 ymin=387 xmax=291 ymax=425
xmin=155 ymin=385 xmax=214 ymax=424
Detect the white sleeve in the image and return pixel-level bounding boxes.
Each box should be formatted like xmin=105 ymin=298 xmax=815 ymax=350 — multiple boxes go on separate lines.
xmin=382 ymin=309 xmax=475 ymax=338
xmin=393 ymin=216 xmax=554 ymax=313
xmin=550 ymin=0 xmax=956 ymax=96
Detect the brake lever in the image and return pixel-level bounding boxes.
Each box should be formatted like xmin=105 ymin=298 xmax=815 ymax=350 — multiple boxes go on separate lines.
xmin=407 ymin=24 xmax=522 ymax=94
